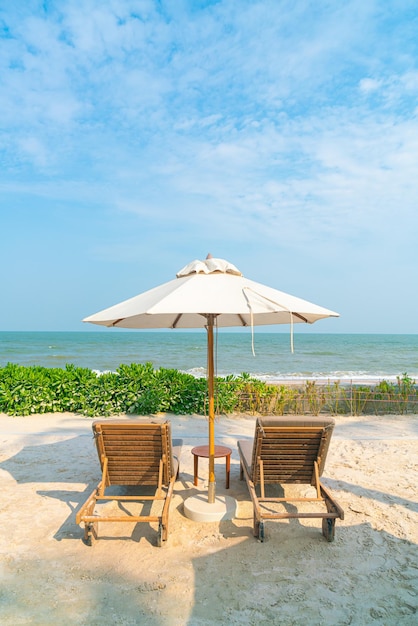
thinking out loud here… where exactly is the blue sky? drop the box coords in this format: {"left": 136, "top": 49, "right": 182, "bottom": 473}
{"left": 1, "top": 0, "right": 417, "bottom": 333}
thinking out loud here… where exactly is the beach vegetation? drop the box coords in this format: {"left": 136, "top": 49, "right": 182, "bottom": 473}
{"left": 217, "top": 373, "right": 279, "bottom": 414}
{"left": 323, "top": 381, "right": 345, "bottom": 415}
{"left": 0, "top": 363, "right": 417, "bottom": 417}
{"left": 303, "top": 381, "right": 328, "bottom": 415}
{"left": 396, "top": 373, "right": 417, "bottom": 414}
{"left": 349, "top": 385, "right": 372, "bottom": 416}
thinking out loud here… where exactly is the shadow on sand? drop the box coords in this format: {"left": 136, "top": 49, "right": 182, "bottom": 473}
{"left": 1, "top": 424, "right": 417, "bottom": 625}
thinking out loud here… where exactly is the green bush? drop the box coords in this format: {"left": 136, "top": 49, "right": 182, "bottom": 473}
{"left": 0, "top": 363, "right": 417, "bottom": 417}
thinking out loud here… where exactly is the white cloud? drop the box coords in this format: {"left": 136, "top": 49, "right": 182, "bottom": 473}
{"left": 1, "top": 0, "right": 418, "bottom": 331}
{"left": 18, "top": 137, "right": 50, "bottom": 168}
{"left": 359, "top": 78, "right": 381, "bottom": 93}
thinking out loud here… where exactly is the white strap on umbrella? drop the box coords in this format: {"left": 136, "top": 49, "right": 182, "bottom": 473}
{"left": 243, "top": 287, "right": 295, "bottom": 355}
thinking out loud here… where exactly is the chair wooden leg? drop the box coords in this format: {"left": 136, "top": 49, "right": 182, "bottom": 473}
{"left": 253, "top": 512, "right": 260, "bottom": 538}
{"left": 157, "top": 522, "right": 167, "bottom": 547}
{"left": 84, "top": 521, "right": 98, "bottom": 546}
{"left": 253, "top": 512, "right": 265, "bottom": 542}
{"left": 322, "top": 517, "right": 335, "bottom": 542}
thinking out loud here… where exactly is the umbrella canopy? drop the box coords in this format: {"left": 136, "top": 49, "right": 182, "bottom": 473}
{"left": 83, "top": 256, "right": 339, "bottom": 503}
{"left": 83, "top": 256, "right": 339, "bottom": 329}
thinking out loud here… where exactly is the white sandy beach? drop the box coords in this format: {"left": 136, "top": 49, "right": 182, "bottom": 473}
{"left": 0, "top": 411, "right": 417, "bottom": 625}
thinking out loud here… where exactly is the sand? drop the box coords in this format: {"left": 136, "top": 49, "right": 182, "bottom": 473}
{"left": 0, "top": 411, "right": 417, "bottom": 626}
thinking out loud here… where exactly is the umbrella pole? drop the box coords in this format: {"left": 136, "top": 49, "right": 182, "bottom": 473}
{"left": 207, "top": 315, "right": 216, "bottom": 504}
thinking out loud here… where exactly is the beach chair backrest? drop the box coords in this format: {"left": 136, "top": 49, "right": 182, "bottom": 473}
{"left": 92, "top": 420, "right": 174, "bottom": 486}
{"left": 251, "top": 416, "right": 335, "bottom": 487}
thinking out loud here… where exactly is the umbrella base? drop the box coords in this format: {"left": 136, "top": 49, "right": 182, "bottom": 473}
{"left": 183, "top": 494, "right": 237, "bottom": 522}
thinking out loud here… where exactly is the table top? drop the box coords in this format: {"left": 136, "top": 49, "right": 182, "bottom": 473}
{"left": 191, "top": 444, "right": 232, "bottom": 458}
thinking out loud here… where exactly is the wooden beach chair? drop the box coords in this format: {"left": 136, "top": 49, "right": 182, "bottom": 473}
{"left": 76, "top": 419, "right": 182, "bottom": 546}
{"left": 237, "top": 416, "right": 344, "bottom": 542}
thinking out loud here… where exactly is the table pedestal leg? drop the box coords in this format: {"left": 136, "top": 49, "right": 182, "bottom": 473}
{"left": 194, "top": 454, "right": 199, "bottom": 486}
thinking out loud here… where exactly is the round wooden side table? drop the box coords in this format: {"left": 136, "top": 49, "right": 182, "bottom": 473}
{"left": 191, "top": 445, "right": 232, "bottom": 489}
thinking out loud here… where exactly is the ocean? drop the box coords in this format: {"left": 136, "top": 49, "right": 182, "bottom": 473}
{"left": 1, "top": 331, "right": 417, "bottom": 385}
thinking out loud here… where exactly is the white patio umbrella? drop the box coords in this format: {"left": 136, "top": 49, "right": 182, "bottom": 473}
{"left": 83, "top": 255, "right": 339, "bottom": 507}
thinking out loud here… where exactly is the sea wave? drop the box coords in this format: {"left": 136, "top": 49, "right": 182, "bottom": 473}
{"left": 89, "top": 366, "right": 418, "bottom": 386}
{"left": 244, "top": 372, "right": 418, "bottom": 385}
{"left": 181, "top": 368, "right": 418, "bottom": 385}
